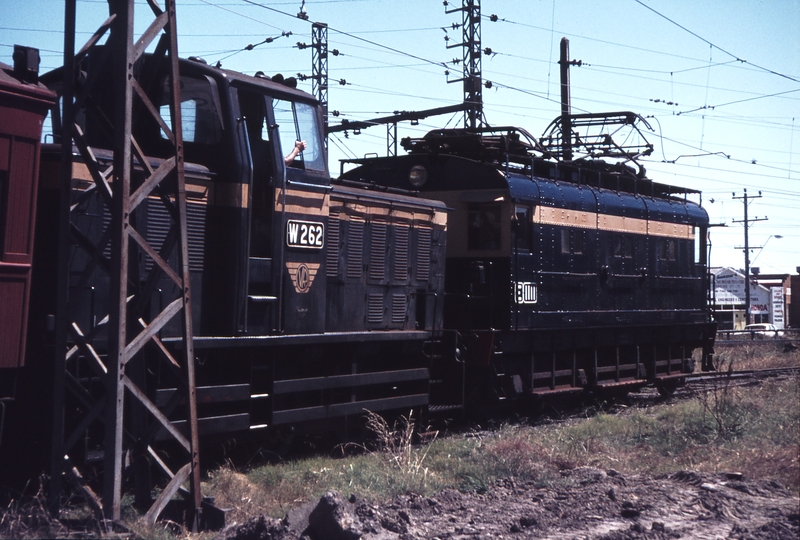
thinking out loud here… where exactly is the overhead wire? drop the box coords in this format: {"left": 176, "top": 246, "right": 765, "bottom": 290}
{"left": 632, "top": 0, "right": 800, "bottom": 84}
{"left": 235, "top": 0, "right": 450, "bottom": 70}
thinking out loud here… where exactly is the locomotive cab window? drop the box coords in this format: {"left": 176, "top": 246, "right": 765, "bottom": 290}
{"left": 272, "top": 99, "right": 325, "bottom": 173}
{"left": 468, "top": 203, "right": 502, "bottom": 251}
{"left": 159, "top": 75, "right": 222, "bottom": 145}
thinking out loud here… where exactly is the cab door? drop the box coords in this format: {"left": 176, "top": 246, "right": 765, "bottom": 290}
{"left": 269, "top": 97, "right": 329, "bottom": 335}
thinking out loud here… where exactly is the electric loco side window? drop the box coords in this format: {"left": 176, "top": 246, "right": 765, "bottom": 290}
{"left": 513, "top": 205, "right": 531, "bottom": 251}
{"left": 658, "top": 238, "right": 677, "bottom": 261}
{"left": 561, "top": 229, "right": 584, "bottom": 255}
{"left": 159, "top": 75, "right": 222, "bottom": 144}
{"left": 468, "top": 203, "right": 501, "bottom": 251}
{"left": 614, "top": 235, "right": 632, "bottom": 258}
{"left": 272, "top": 99, "right": 325, "bottom": 172}
{"left": 560, "top": 229, "right": 570, "bottom": 254}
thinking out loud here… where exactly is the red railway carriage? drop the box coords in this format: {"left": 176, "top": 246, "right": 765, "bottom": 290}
{"left": 0, "top": 48, "right": 55, "bottom": 382}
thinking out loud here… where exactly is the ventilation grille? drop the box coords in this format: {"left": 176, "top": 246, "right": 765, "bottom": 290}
{"left": 346, "top": 218, "right": 364, "bottom": 279}
{"left": 367, "top": 293, "right": 383, "bottom": 324}
{"left": 144, "top": 199, "right": 207, "bottom": 273}
{"left": 391, "top": 294, "right": 407, "bottom": 324}
{"left": 369, "top": 220, "right": 387, "bottom": 280}
{"left": 416, "top": 226, "right": 432, "bottom": 282}
{"left": 326, "top": 213, "right": 340, "bottom": 277}
{"left": 393, "top": 225, "right": 409, "bottom": 281}
{"left": 105, "top": 199, "right": 206, "bottom": 273}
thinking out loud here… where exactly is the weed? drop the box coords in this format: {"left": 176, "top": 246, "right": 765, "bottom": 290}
{"left": 363, "top": 409, "right": 437, "bottom": 482}
{"left": 694, "top": 354, "right": 746, "bottom": 440}
{"left": 0, "top": 479, "right": 69, "bottom": 539}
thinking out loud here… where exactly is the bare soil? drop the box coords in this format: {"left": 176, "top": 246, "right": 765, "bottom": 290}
{"left": 216, "top": 468, "right": 799, "bottom": 539}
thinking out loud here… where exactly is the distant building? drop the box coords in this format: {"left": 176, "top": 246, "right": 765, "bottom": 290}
{"left": 710, "top": 267, "right": 791, "bottom": 330}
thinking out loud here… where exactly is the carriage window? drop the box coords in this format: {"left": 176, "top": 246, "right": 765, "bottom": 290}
{"left": 468, "top": 203, "right": 501, "bottom": 250}
{"left": 159, "top": 75, "right": 222, "bottom": 144}
{"left": 272, "top": 99, "right": 325, "bottom": 172}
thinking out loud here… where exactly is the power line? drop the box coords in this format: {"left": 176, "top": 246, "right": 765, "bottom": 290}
{"left": 632, "top": 0, "right": 799, "bottom": 84}
{"left": 234, "top": 0, "right": 450, "bottom": 70}
{"left": 482, "top": 12, "right": 764, "bottom": 68}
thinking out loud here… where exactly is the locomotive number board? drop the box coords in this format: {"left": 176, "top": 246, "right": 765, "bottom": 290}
{"left": 286, "top": 220, "right": 325, "bottom": 249}
{"left": 514, "top": 281, "right": 538, "bottom": 304}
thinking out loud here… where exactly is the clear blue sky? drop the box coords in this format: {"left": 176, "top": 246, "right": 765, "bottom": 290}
{"left": 2, "top": 0, "right": 798, "bottom": 274}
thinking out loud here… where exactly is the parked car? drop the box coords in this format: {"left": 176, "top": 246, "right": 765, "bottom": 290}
{"left": 744, "top": 323, "right": 783, "bottom": 338}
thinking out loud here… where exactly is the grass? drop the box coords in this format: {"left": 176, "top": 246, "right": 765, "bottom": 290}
{"left": 205, "top": 372, "right": 797, "bottom": 520}
{"left": 712, "top": 340, "right": 800, "bottom": 370}
{"left": 203, "top": 343, "right": 799, "bottom": 523}
{"left": 2, "top": 342, "right": 796, "bottom": 537}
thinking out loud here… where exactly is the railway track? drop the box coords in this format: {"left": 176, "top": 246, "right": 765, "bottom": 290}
{"left": 681, "top": 366, "right": 800, "bottom": 392}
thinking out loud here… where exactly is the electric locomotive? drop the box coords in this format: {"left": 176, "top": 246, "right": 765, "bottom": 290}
{"left": 340, "top": 127, "right": 716, "bottom": 408}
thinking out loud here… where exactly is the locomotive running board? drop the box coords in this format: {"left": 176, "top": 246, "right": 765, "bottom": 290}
{"left": 176, "top": 330, "right": 433, "bottom": 349}
{"left": 154, "top": 384, "right": 251, "bottom": 440}
{"left": 273, "top": 368, "right": 429, "bottom": 394}
{"left": 272, "top": 394, "right": 429, "bottom": 425}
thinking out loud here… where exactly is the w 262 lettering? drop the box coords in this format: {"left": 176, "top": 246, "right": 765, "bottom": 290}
{"left": 286, "top": 220, "right": 325, "bottom": 249}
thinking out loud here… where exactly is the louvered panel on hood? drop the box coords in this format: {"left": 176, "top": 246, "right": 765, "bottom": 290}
{"left": 369, "top": 220, "right": 387, "bottom": 281}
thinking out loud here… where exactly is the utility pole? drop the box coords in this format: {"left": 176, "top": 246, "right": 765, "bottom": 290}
{"left": 732, "top": 189, "right": 768, "bottom": 326}
{"left": 559, "top": 37, "right": 573, "bottom": 162}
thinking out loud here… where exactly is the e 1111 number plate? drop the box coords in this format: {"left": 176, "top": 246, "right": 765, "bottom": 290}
{"left": 514, "top": 281, "right": 538, "bottom": 304}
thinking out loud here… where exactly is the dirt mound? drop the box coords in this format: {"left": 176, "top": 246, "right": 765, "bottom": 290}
{"left": 215, "top": 469, "right": 799, "bottom": 540}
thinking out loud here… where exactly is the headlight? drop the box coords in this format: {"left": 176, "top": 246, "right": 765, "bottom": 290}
{"left": 408, "top": 165, "right": 428, "bottom": 188}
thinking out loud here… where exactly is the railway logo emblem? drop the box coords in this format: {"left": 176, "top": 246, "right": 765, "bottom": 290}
{"left": 286, "top": 262, "right": 320, "bottom": 293}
